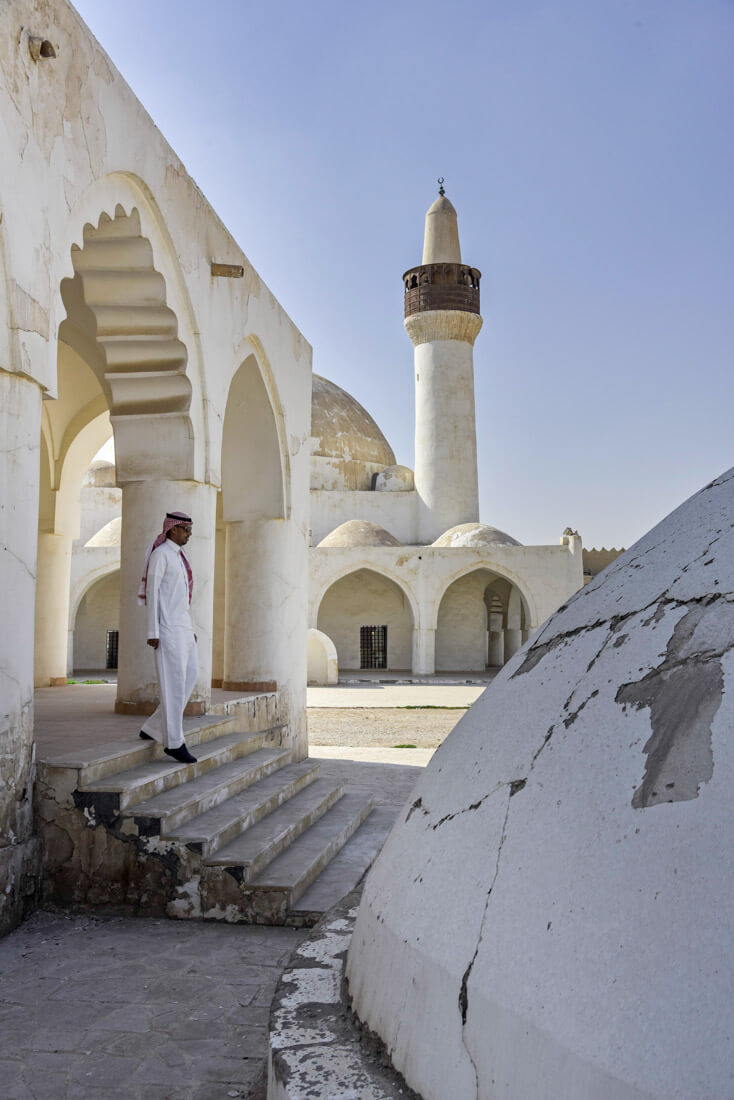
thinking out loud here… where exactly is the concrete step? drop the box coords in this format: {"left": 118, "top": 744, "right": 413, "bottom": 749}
{"left": 123, "top": 746, "right": 296, "bottom": 837}
{"left": 166, "top": 759, "right": 321, "bottom": 857}
{"left": 206, "top": 778, "right": 345, "bottom": 881}
{"left": 289, "top": 807, "right": 394, "bottom": 924}
{"left": 41, "top": 714, "right": 241, "bottom": 786}
{"left": 248, "top": 793, "right": 375, "bottom": 909}
{"left": 81, "top": 729, "right": 272, "bottom": 811}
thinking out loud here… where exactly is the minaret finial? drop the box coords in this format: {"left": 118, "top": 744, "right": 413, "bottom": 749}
{"left": 438, "top": 177, "right": 445, "bottom": 197}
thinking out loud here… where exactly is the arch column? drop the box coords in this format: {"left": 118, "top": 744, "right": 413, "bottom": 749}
{"left": 115, "top": 478, "right": 217, "bottom": 715}
{"left": 412, "top": 627, "right": 435, "bottom": 676}
{"left": 0, "top": 369, "right": 43, "bottom": 933}
{"left": 488, "top": 612, "right": 505, "bottom": 667}
{"left": 504, "top": 588, "right": 523, "bottom": 662}
{"left": 34, "top": 532, "right": 74, "bottom": 686}
{"left": 210, "top": 517, "right": 226, "bottom": 688}
{"left": 223, "top": 517, "right": 307, "bottom": 694}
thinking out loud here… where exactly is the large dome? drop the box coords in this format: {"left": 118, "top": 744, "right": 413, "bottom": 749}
{"left": 347, "top": 466, "right": 734, "bottom": 1100}
{"left": 311, "top": 375, "right": 395, "bottom": 491}
{"left": 311, "top": 375, "right": 394, "bottom": 466}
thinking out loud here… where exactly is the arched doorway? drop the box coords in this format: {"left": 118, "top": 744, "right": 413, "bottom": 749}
{"left": 317, "top": 568, "right": 414, "bottom": 672}
{"left": 51, "top": 204, "right": 213, "bottom": 713}
{"left": 35, "top": 339, "right": 112, "bottom": 686}
{"left": 217, "top": 351, "right": 291, "bottom": 692}
{"left": 436, "top": 568, "right": 530, "bottom": 671}
{"left": 73, "top": 570, "right": 121, "bottom": 673}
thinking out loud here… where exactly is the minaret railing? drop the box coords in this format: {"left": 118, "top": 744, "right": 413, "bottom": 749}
{"left": 402, "top": 262, "right": 481, "bottom": 318}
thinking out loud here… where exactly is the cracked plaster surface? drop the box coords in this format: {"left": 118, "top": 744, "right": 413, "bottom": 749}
{"left": 347, "top": 466, "right": 734, "bottom": 1100}
{"left": 268, "top": 891, "right": 420, "bottom": 1099}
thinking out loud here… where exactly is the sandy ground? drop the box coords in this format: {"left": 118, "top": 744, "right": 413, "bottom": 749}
{"left": 308, "top": 706, "right": 467, "bottom": 749}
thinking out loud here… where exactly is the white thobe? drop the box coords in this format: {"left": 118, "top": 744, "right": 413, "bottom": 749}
{"left": 140, "top": 539, "right": 198, "bottom": 750}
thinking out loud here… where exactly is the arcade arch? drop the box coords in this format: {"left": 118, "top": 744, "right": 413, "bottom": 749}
{"left": 316, "top": 568, "right": 415, "bottom": 672}
{"left": 216, "top": 352, "right": 292, "bottom": 692}
{"left": 72, "top": 569, "right": 121, "bottom": 673}
{"left": 435, "top": 567, "right": 532, "bottom": 671}
{"left": 35, "top": 200, "right": 217, "bottom": 712}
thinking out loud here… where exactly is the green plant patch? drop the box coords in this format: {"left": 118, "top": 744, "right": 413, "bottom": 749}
{"left": 398, "top": 705, "right": 468, "bottom": 710}
{"left": 393, "top": 743, "right": 417, "bottom": 749}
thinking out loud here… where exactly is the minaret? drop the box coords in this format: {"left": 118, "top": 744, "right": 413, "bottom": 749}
{"left": 403, "top": 186, "right": 482, "bottom": 543}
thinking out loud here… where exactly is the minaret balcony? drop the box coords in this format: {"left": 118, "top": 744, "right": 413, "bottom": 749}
{"left": 402, "top": 262, "right": 481, "bottom": 318}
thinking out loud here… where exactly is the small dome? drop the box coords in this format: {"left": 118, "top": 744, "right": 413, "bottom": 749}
{"left": 311, "top": 375, "right": 395, "bottom": 467}
{"left": 83, "top": 459, "right": 116, "bottom": 488}
{"left": 85, "top": 517, "right": 121, "bottom": 548}
{"left": 432, "top": 522, "right": 521, "bottom": 549}
{"left": 374, "top": 465, "right": 414, "bottom": 492}
{"left": 318, "top": 520, "right": 402, "bottom": 549}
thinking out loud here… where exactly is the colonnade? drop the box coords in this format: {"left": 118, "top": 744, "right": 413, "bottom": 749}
{"left": 36, "top": 482, "right": 303, "bottom": 716}
{"left": 314, "top": 572, "right": 536, "bottom": 678}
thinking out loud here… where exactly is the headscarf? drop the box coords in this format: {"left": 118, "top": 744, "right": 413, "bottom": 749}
{"left": 137, "top": 512, "right": 194, "bottom": 606}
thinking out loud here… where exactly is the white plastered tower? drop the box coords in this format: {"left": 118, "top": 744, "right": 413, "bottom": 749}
{"left": 404, "top": 190, "right": 483, "bottom": 543}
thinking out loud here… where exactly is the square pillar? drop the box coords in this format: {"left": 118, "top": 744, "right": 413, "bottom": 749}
{"left": 34, "top": 532, "right": 73, "bottom": 686}
{"left": 412, "top": 627, "right": 436, "bottom": 676}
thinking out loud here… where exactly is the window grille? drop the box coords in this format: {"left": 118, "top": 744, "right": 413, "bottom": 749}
{"left": 360, "top": 625, "right": 387, "bottom": 669}
{"left": 106, "top": 629, "right": 119, "bottom": 669}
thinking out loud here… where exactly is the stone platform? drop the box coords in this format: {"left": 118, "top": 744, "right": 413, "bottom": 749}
{"left": 33, "top": 685, "right": 425, "bottom": 928}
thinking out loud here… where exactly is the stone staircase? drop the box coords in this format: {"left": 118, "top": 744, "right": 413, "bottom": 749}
{"left": 35, "top": 693, "right": 377, "bottom": 926}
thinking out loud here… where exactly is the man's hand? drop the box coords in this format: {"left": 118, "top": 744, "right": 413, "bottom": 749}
{"left": 147, "top": 638, "right": 159, "bottom": 650}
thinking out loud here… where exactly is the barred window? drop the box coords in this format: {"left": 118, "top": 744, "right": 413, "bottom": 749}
{"left": 360, "top": 625, "right": 387, "bottom": 669}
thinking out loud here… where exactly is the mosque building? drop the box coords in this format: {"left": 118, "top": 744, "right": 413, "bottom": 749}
{"left": 306, "top": 189, "right": 584, "bottom": 679}
{"left": 70, "top": 191, "right": 585, "bottom": 687}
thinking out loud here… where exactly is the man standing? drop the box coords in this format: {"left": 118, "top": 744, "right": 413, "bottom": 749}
{"left": 137, "top": 512, "right": 199, "bottom": 763}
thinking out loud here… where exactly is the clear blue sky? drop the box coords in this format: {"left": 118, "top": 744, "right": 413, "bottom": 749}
{"left": 75, "top": 0, "right": 734, "bottom": 549}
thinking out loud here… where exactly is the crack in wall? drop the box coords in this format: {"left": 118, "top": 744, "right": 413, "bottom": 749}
{"left": 457, "top": 787, "right": 513, "bottom": 1099}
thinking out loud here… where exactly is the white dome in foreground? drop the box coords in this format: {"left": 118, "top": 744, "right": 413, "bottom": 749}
{"left": 433, "top": 521, "right": 521, "bottom": 548}
{"left": 347, "top": 467, "right": 734, "bottom": 1100}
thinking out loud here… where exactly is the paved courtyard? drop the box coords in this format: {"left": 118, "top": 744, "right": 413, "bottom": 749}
{"left": 5, "top": 681, "right": 475, "bottom": 1097}
{"left": 0, "top": 910, "right": 301, "bottom": 1099}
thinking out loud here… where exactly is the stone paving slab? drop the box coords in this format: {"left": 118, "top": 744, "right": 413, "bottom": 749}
{"left": 34, "top": 685, "right": 258, "bottom": 758}
{"left": 2, "top": 747, "right": 428, "bottom": 1098}
{"left": 0, "top": 910, "right": 303, "bottom": 1099}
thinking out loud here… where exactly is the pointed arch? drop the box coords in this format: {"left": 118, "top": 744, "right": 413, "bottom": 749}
{"left": 316, "top": 565, "right": 417, "bottom": 672}
{"left": 312, "top": 560, "right": 421, "bottom": 630}
{"left": 431, "top": 561, "right": 537, "bottom": 631}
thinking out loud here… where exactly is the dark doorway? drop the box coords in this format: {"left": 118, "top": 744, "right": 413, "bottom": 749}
{"left": 105, "top": 629, "right": 119, "bottom": 669}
